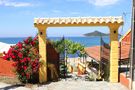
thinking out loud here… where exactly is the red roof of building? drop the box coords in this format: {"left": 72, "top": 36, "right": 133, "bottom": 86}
{"left": 85, "top": 44, "right": 130, "bottom": 62}
{"left": 85, "top": 46, "right": 100, "bottom": 61}
{"left": 85, "top": 29, "right": 131, "bottom": 62}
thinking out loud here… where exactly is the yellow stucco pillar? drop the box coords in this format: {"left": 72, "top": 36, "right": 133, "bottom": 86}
{"left": 109, "top": 24, "right": 120, "bottom": 83}
{"left": 36, "top": 25, "right": 47, "bottom": 83}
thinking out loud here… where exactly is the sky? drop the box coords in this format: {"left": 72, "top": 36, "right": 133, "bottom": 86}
{"left": 0, "top": 0, "right": 132, "bottom": 37}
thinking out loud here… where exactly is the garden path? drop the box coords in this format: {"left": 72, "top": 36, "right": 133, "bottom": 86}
{"left": 0, "top": 74, "right": 128, "bottom": 90}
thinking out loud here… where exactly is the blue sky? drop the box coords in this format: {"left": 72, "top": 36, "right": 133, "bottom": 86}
{"left": 0, "top": 0, "right": 132, "bottom": 37}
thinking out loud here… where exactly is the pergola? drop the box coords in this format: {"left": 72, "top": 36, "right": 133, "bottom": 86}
{"left": 34, "top": 16, "right": 123, "bottom": 83}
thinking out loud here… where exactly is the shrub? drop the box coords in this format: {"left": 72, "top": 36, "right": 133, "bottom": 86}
{"left": 3, "top": 36, "right": 39, "bottom": 83}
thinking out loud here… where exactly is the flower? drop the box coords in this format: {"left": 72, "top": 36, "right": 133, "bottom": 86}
{"left": 23, "top": 66, "right": 27, "bottom": 70}
{"left": 12, "top": 63, "right": 17, "bottom": 67}
{"left": 27, "top": 57, "right": 30, "bottom": 62}
{"left": 31, "top": 41, "right": 35, "bottom": 46}
{"left": 11, "top": 55, "right": 15, "bottom": 59}
{"left": 33, "top": 36, "right": 38, "bottom": 41}
{"left": 2, "top": 36, "right": 39, "bottom": 83}
{"left": 20, "top": 59, "right": 24, "bottom": 63}
{"left": 3, "top": 55, "right": 9, "bottom": 60}
{"left": 18, "top": 52, "right": 23, "bottom": 58}
{"left": 24, "top": 39, "right": 29, "bottom": 44}
{"left": 17, "top": 42, "right": 23, "bottom": 49}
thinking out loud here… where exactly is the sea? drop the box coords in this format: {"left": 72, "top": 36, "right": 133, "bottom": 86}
{"left": 0, "top": 36, "right": 110, "bottom": 47}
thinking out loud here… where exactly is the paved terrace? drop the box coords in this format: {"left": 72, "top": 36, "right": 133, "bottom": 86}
{"left": 0, "top": 80, "right": 128, "bottom": 90}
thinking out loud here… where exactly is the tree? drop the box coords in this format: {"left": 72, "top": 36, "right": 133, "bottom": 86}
{"left": 52, "top": 39, "right": 85, "bottom": 58}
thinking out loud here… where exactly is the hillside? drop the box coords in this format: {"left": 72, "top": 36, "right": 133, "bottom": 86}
{"left": 84, "top": 31, "right": 121, "bottom": 36}
{"left": 84, "top": 31, "right": 108, "bottom": 36}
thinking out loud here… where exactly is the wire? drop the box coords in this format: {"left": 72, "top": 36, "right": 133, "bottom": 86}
{"left": 119, "top": 12, "right": 126, "bottom": 36}
{"left": 119, "top": 12, "right": 132, "bottom": 36}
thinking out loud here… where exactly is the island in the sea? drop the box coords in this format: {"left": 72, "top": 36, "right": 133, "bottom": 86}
{"left": 84, "top": 31, "right": 121, "bottom": 36}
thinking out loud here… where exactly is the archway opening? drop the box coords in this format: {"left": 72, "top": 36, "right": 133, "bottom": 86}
{"left": 34, "top": 16, "right": 123, "bottom": 83}
{"left": 47, "top": 27, "right": 110, "bottom": 81}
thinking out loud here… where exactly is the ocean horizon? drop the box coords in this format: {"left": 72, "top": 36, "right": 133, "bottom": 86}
{"left": 0, "top": 36, "right": 111, "bottom": 47}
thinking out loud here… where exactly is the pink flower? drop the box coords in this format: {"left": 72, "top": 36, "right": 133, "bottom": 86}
{"left": 23, "top": 66, "right": 27, "bottom": 70}
{"left": 17, "top": 42, "right": 22, "bottom": 49}
{"left": 24, "top": 39, "right": 29, "bottom": 44}
{"left": 11, "top": 55, "right": 15, "bottom": 59}
{"left": 3, "top": 55, "right": 8, "bottom": 60}
{"left": 13, "top": 50, "right": 18, "bottom": 53}
{"left": 18, "top": 52, "right": 23, "bottom": 58}
{"left": 31, "top": 41, "right": 35, "bottom": 46}
{"left": 33, "top": 36, "right": 38, "bottom": 41}
{"left": 24, "top": 37, "right": 32, "bottom": 44}
{"left": 8, "top": 48, "right": 13, "bottom": 53}
{"left": 24, "top": 58, "right": 27, "bottom": 62}
{"left": 20, "top": 59, "right": 25, "bottom": 63}
{"left": 27, "top": 57, "right": 30, "bottom": 61}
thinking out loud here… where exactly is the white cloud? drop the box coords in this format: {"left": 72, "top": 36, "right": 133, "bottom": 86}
{"left": 66, "top": 0, "right": 119, "bottom": 6}
{"left": 0, "top": 0, "right": 32, "bottom": 7}
{"left": 66, "top": 0, "right": 85, "bottom": 1}
{"left": 89, "top": 0, "right": 119, "bottom": 6}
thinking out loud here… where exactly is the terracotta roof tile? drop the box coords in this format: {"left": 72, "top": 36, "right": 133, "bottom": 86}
{"left": 85, "top": 44, "right": 130, "bottom": 62}
{"left": 85, "top": 46, "right": 100, "bottom": 61}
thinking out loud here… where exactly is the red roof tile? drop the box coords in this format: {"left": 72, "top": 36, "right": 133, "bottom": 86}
{"left": 85, "top": 44, "right": 130, "bottom": 62}
{"left": 85, "top": 46, "right": 100, "bottom": 61}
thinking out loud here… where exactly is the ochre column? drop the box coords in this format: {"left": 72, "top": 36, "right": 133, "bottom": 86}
{"left": 109, "top": 24, "right": 120, "bottom": 83}
{"left": 36, "top": 25, "right": 47, "bottom": 83}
